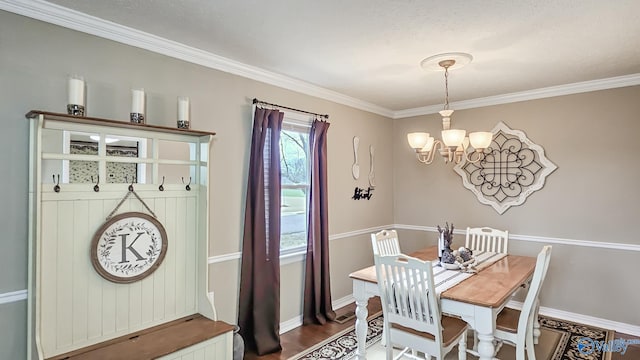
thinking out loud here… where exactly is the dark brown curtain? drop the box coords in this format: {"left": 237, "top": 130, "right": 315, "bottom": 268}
{"left": 303, "top": 119, "right": 336, "bottom": 325}
{"left": 238, "top": 108, "right": 283, "bottom": 355}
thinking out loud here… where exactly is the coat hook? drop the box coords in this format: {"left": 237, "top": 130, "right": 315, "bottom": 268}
{"left": 128, "top": 176, "right": 135, "bottom": 192}
{"left": 182, "top": 176, "right": 191, "bottom": 191}
{"left": 92, "top": 175, "right": 100, "bottom": 192}
{"left": 53, "top": 174, "right": 60, "bottom": 193}
{"left": 159, "top": 176, "right": 165, "bottom": 192}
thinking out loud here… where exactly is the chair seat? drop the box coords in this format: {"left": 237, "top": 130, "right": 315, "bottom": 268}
{"left": 391, "top": 315, "right": 468, "bottom": 347}
{"left": 496, "top": 307, "right": 521, "bottom": 333}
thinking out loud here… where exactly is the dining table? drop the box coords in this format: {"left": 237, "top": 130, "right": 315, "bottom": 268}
{"left": 349, "top": 246, "right": 536, "bottom": 360}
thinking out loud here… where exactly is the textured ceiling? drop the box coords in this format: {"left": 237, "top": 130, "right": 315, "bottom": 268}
{"left": 43, "top": 0, "right": 640, "bottom": 111}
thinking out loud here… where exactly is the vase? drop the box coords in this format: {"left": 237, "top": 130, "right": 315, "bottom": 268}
{"left": 233, "top": 325, "right": 245, "bottom": 360}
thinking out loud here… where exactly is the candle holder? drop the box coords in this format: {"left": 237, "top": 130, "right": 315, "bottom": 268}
{"left": 130, "top": 113, "right": 145, "bottom": 124}
{"left": 177, "top": 120, "right": 190, "bottom": 129}
{"left": 67, "top": 104, "right": 85, "bottom": 116}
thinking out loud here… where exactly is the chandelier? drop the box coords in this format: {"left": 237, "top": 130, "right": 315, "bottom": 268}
{"left": 407, "top": 53, "right": 492, "bottom": 164}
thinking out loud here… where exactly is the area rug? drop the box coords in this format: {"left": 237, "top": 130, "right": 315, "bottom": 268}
{"left": 288, "top": 313, "right": 614, "bottom": 360}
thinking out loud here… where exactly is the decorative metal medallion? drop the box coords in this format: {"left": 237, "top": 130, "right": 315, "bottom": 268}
{"left": 454, "top": 122, "right": 557, "bottom": 214}
{"left": 91, "top": 212, "right": 167, "bottom": 283}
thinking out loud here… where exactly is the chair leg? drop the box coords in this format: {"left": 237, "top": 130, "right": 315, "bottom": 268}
{"left": 385, "top": 325, "right": 393, "bottom": 360}
{"left": 526, "top": 327, "right": 536, "bottom": 360}
{"left": 458, "top": 330, "right": 468, "bottom": 360}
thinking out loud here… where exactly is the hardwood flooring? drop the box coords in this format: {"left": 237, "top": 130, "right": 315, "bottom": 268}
{"left": 243, "top": 297, "right": 382, "bottom": 360}
{"left": 244, "top": 297, "right": 639, "bottom": 360}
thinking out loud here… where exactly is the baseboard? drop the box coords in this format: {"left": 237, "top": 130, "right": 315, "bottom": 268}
{"left": 332, "top": 294, "right": 356, "bottom": 311}
{"left": 506, "top": 300, "right": 640, "bottom": 337}
{"left": 280, "top": 315, "right": 303, "bottom": 334}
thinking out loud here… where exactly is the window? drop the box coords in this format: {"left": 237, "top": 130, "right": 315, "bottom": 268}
{"left": 280, "top": 117, "right": 311, "bottom": 255}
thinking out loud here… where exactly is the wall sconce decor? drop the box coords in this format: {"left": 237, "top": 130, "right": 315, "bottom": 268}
{"left": 453, "top": 122, "right": 557, "bottom": 214}
{"left": 407, "top": 53, "right": 493, "bottom": 165}
{"left": 67, "top": 75, "right": 85, "bottom": 116}
{"left": 130, "top": 88, "right": 146, "bottom": 124}
{"left": 177, "top": 96, "right": 190, "bottom": 129}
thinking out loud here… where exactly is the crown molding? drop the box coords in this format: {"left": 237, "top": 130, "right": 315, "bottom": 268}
{"left": 0, "top": 0, "right": 393, "bottom": 118}
{"left": 393, "top": 73, "right": 640, "bottom": 119}
{"left": 2, "top": 0, "right": 638, "bottom": 121}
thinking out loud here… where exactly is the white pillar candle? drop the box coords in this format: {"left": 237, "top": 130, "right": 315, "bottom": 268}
{"left": 178, "top": 96, "right": 190, "bottom": 121}
{"left": 67, "top": 76, "right": 85, "bottom": 105}
{"left": 131, "top": 89, "right": 145, "bottom": 114}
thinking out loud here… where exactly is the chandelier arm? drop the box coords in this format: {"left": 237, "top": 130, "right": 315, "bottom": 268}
{"left": 464, "top": 149, "right": 485, "bottom": 163}
{"left": 415, "top": 140, "right": 444, "bottom": 164}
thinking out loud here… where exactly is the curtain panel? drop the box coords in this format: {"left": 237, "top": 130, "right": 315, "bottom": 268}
{"left": 238, "top": 108, "right": 284, "bottom": 355}
{"left": 303, "top": 119, "right": 336, "bottom": 325}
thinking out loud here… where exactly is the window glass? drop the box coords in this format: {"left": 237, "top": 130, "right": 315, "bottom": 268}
{"left": 280, "top": 124, "right": 310, "bottom": 254}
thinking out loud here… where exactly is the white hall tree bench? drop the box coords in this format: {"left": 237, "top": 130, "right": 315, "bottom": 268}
{"left": 26, "top": 111, "right": 233, "bottom": 359}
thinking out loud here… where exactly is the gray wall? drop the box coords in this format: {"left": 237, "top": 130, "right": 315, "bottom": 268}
{"left": 393, "top": 87, "right": 640, "bottom": 325}
{"left": 0, "top": 10, "right": 394, "bottom": 359}
{"left": 1, "top": 8, "right": 639, "bottom": 360}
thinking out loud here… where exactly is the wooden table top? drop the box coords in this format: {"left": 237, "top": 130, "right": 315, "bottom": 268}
{"left": 349, "top": 246, "right": 536, "bottom": 308}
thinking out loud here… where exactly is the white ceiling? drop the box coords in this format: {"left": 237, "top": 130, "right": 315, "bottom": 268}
{"left": 15, "top": 0, "right": 640, "bottom": 114}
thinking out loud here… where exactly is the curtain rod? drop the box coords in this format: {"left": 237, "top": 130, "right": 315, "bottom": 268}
{"left": 252, "top": 98, "right": 329, "bottom": 119}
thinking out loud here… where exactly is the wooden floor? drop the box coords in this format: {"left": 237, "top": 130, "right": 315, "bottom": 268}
{"left": 244, "top": 297, "right": 639, "bottom": 360}
{"left": 244, "top": 297, "right": 382, "bottom": 360}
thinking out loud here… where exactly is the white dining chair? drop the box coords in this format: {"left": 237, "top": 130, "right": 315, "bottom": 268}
{"left": 371, "top": 229, "right": 401, "bottom": 256}
{"left": 465, "top": 226, "right": 509, "bottom": 254}
{"left": 374, "top": 253, "right": 468, "bottom": 360}
{"left": 493, "top": 245, "right": 552, "bottom": 360}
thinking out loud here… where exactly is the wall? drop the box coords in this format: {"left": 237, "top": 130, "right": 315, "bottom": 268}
{"left": 0, "top": 10, "right": 394, "bottom": 359}
{"left": 393, "top": 87, "right": 640, "bottom": 325}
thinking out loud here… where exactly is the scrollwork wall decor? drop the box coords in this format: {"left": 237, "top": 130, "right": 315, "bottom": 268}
{"left": 454, "top": 122, "right": 557, "bottom": 214}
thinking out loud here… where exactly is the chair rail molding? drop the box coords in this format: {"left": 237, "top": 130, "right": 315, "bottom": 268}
{"left": 394, "top": 224, "right": 640, "bottom": 252}
{"left": 0, "top": 289, "right": 27, "bottom": 305}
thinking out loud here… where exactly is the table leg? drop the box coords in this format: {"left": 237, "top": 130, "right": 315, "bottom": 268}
{"left": 353, "top": 280, "right": 371, "bottom": 360}
{"left": 476, "top": 332, "right": 496, "bottom": 360}
{"left": 474, "top": 309, "right": 496, "bottom": 360}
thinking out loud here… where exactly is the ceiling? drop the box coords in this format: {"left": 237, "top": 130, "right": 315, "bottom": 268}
{"left": 14, "top": 0, "right": 640, "bottom": 115}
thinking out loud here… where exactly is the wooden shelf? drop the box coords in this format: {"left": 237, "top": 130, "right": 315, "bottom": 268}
{"left": 26, "top": 110, "right": 216, "bottom": 137}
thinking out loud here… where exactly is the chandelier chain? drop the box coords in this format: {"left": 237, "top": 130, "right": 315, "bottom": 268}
{"left": 444, "top": 66, "right": 450, "bottom": 110}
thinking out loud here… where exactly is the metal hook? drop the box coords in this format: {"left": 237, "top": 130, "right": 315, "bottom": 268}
{"left": 127, "top": 176, "right": 135, "bottom": 192}
{"left": 53, "top": 174, "right": 60, "bottom": 193}
{"left": 92, "top": 175, "right": 100, "bottom": 192}
{"left": 159, "top": 176, "right": 165, "bottom": 192}
{"left": 182, "top": 176, "right": 191, "bottom": 191}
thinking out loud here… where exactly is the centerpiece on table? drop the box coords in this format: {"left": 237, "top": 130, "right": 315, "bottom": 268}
{"left": 437, "top": 222, "right": 477, "bottom": 271}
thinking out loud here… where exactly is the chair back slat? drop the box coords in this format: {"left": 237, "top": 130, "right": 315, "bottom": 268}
{"left": 466, "top": 227, "right": 509, "bottom": 254}
{"left": 371, "top": 229, "right": 401, "bottom": 256}
{"left": 374, "top": 254, "right": 441, "bottom": 340}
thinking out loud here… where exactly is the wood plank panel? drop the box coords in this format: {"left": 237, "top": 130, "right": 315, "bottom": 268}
{"left": 72, "top": 200, "right": 90, "bottom": 344}
{"left": 56, "top": 200, "right": 75, "bottom": 349}
{"left": 40, "top": 201, "right": 59, "bottom": 354}
{"left": 87, "top": 199, "right": 105, "bottom": 341}
{"left": 184, "top": 197, "right": 197, "bottom": 312}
